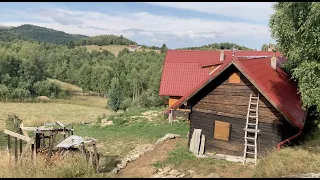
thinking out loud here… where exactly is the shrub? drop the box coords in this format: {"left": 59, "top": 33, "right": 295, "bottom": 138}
{"left": 0, "top": 84, "right": 9, "bottom": 101}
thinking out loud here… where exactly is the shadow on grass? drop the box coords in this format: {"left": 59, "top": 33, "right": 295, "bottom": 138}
{"left": 98, "top": 154, "right": 121, "bottom": 173}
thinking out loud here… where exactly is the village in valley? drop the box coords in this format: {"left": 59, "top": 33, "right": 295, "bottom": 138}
{"left": 0, "top": 2, "right": 320, "bottom": 178}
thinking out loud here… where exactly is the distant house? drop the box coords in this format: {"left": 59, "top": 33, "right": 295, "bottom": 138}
{"left": 159, "top": 50, "right": 307, "bottom": 162}
{"left": 128, "top": 44, "right": 142, "bottom": 52}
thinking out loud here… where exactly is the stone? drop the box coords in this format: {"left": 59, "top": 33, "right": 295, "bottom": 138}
{"left": 177, "top": 173, "right": 186, "bottom": 178}
{"left": 283, "top": 173, "right": 320, "bottom": 178}
{"left": 153, "top": 174, "right": 162, "bottom": 178}
{"left": 101, "top": 120, "right": 114, "bottom": 127}
{"left": 133, "top": 154, "right": 140, "bottom": 159}
{"left": 188, "top": 170, "right": 195, "bottom": 174}
{"left": 163, "top": 167, "right": 171, "bottom": 173}
{"left": 111, "top": 167, "right": 120, "bottom": 174}
{"left": 146, "top": 147, "right": 154, "bottom": 152}
{"left": 169, "top": 170, "right": 180, "bottom": 175}
{"left": 158, "top": 168, "right": 163, "bottom": 172}
{"left": 36, "top": 96, "right": 51, "bottom": 102}
{"left": 117, "top": 164, "right": 124, "bottom": 169}
{"left": 206, "top": 173, "right": 220, "bottom": 178}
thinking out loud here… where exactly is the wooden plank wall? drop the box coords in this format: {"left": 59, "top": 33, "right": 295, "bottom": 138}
{"left": 188, "top": 66, "right": 298, "bottom": 156}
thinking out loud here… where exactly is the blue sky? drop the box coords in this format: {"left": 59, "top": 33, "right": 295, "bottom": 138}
{"left": 0, "top": 2, "right": 276, "bottom": 49}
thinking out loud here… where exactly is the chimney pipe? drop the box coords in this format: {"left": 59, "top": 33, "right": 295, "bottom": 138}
{"left": 220, "top": 50, "right": 224, "bottom": 61}
{"left": 271, "top": 49, "right": 277, "bottom": 70}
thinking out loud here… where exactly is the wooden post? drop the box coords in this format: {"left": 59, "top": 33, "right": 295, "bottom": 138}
{"left": 71, "top": 123, "right": 74, "bottom": 135}
{"left": 63, "top": 127, "right": 66, "bottom": 139}
{"left": 7, "top": 135, "right": 11, "bottom": 154}
{"left": 35, "top": 133, "right": 40, "bottom": 152}
{"left": 31, "top": 144, "right": 34, "bottom": 162}
{"left": 14, "top": 137, "right": 18, "bottom": 163}
{"left": 19, "top": 129, "right": 23, "bottom": 156}
{"left": 81, "top": 143, "right": 89, "bottom": 164}
{"left": 92, "top": 143, "right": 98, "bottom": 172}
{"left": 46, "top": 132, "right": 57, "bottom": 161}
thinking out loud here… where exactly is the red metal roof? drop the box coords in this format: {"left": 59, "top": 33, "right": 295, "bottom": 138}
{"left": 169, "top": 57, "right": 305, "bottom": 129}
{"left": 159, "top": 50, "right": 283, "bottom": 96}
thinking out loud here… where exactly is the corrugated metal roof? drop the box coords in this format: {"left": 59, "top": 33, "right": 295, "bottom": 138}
{"left": 159, "top": 50, "right": 284, "bottom": 96}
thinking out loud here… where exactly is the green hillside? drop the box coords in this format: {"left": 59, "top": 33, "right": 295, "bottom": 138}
{"left": 75, "top": 34, "right": 137, "bottom": 46}
{"left": 177, "top": 42, "right": 252, "bottom": 50}
{"left": 9, "top": 24, "right": 88, "bottom": 45}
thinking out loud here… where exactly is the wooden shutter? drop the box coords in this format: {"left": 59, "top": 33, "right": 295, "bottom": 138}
{"left": 229, "top": 72, "right": 240, "bottom": 83}
{"left": 214, "top": 121, "right": 230, "bottom": 141}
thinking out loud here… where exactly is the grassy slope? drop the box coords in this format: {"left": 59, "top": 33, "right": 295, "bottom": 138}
{"left": 84, "top": 45, "right": 161, "bottom": 57}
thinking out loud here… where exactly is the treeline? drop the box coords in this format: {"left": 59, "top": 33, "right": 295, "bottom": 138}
{"left": 0, "top": 40, "right": 165, "bottom": 110}
{"left": 7, "top": 24, "right": 88, "bottom": 45}
{"left": 177, "top": 42, "right": 252, "bottom": 50}
{"left": 0, "top": 29, "right": 30, "bottom": 42}
{"left": 75, "top": 35, "right": 137, "bottom": 46}
{"left": 0, "top": 41, "right": 65, "bottom": 101}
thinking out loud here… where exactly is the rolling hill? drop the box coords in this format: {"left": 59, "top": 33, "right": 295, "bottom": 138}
{"left": 8, "top": 24, "right": 88, "bottom": 45}
{"left": 177, "top": 42, "right": 252, "bottom": 50}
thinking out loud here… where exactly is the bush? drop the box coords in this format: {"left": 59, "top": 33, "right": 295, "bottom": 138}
{"left": 120, "top": 97, "right": 132, "bottom": 110}
{"left": 9, "top": 87, "right": 31, "bottom": 101}
{"left": 33, "top": 80, "right": 62, "bottom": 98}
{"left": 0, "top": 84, "right": 9, "bottom": 101}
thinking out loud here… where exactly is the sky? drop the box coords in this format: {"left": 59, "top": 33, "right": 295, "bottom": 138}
{"left": 0, "top": 2, "right": 277, "bottom": 49}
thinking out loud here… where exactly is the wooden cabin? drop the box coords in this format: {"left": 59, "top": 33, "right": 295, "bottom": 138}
{"left": 159, "top": 50, "right": 306, "bottom": 159}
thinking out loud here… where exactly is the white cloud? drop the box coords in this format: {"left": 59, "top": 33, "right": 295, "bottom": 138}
{"left": 0, "top": 7, "right": 272, "bottom": 49}
{"left": 144, "top": 2, "right": 275, "bottom": 22}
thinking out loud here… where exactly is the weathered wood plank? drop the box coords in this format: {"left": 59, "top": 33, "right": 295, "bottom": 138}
{"left": 4, "top": 129, "right": 33, "bottom": 143}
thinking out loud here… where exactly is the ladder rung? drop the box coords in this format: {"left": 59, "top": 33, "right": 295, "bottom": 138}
{"left": 245, "top": 151, "right": 256, "bottom": 155}
{"left": 244, "top": 128, "right": 260, "bottom": 132}
{"left": 245, "top": 137, "right": 256, "bottom": 140}
{"left": 244, "top": 144, "right": 256, "bottom": 147}
{"left": 249, "top": 109, "right": 257, "bottom": 111}
{"left": 246, "top": 123, "right": 257, "bottom": 126}
{"left": 247, "top": 115, "right": 258, "bottom": 118}
{"left": 250, "top": 102, "right": 258, "bottom": 105}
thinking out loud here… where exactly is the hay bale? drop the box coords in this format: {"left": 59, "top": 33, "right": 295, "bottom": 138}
{"left": 36, "top": 96, "right": 51, "bottom": 103}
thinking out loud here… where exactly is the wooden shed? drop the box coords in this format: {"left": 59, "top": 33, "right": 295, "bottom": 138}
{"left": 170, "top": 56, "right": 307, "bottom": 161}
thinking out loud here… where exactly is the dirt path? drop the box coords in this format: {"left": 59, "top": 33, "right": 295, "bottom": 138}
{"left": 118, "top": 138, "right": 183, "bottom": 178}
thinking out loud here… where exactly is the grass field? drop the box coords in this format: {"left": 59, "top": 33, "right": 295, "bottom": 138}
{"left": 84, "top": 45, "right": 161, "bottom": 57}
{"left": 0, "top": 102, "right": 112, "bottom": 129}
{"left": 48, "top": 78, "right": 83, "bottom": 94}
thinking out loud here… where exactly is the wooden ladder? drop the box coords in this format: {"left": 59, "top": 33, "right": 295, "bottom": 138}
{"left": 243, "top": 94, "right": 260, "bottom": 165}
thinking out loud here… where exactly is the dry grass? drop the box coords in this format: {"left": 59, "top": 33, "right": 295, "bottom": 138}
{"left": 0, "top": 102, "right": 113, "bottom": 130}
{"left": 84, "top": 45, "right": 160, "bottom": 57}
{"left": 48, "top": 78, "right": 83, "bottom": 94}
{"left": 254, "top": 148, "right": 320, "bottom": 178}
{"left": 0, "top": 151, "right": 105, "bottom": 178}
{"left": 53, "top": 95, "right": 108, "bottom": 109}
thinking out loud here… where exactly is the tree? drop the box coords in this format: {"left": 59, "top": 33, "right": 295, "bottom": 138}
{"left": 108, "top": 77, "right": 123, "bottom": 111}
{"left": 261, "top": 44, "right": 269, "bottom": 51}
{"left": 269, "top": 2, "right": 320, "bottom": 112}
{"left": 68, "top": 40, "right": 75, "bottom": 49}
{"left": 160, "top": 43, "right": 168, "bottom": 54}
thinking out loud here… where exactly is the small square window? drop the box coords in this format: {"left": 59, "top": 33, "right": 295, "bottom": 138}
{"left": 214, "top": 121, "right": 230, "bottom": 141}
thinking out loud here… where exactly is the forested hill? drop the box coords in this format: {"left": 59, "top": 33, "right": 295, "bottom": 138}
{"left": 0, "top": 29, "right": 31, "bottom": 42}
{"left": 177, "top": 42, "right": 252, "bottom": 50}
{"left": 75, "top": 34, "right": 137, "bottom": 46}
{"left": 8, "top": 24, "right": 88, "bottom": 45}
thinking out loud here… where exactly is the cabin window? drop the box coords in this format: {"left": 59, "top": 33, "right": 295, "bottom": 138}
{"left": 229, "top": 72, "right": 240, "bottom": 83}
{"left": 214, "top": 121, "right": 230, "bottom": 141}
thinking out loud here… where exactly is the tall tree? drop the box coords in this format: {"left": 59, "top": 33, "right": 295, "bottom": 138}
{"left": 269, "top": 2, "right": 320, "bottom": 111}
{"left": 160, "top": 43, "right": 168, "bottom": 54}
